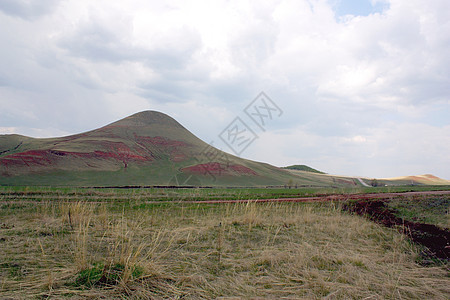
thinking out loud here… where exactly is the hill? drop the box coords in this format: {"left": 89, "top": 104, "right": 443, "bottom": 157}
{"left": 379, "top": 174, "right": 450, "bottom": 186}
{"left": 282, "top": 165, "right": 325, "bottom": 174}
{"left": 0, "top": 111, "right": 348, "bottom": 187}
{"left": 1, "top": 111, "right": 448, "bottom": 187}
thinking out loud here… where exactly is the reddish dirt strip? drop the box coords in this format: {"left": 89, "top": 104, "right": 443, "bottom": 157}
{"left": 343, "top": 200, "right": 450, "bottom": 261}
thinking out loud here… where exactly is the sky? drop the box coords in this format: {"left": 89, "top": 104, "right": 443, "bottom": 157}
{"left": 0, "top": 0, "right": 449, "bottom": 179}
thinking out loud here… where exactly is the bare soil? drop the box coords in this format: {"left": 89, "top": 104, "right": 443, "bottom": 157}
{"left": 343, "top": 199, "right": 450, "bottom": 262}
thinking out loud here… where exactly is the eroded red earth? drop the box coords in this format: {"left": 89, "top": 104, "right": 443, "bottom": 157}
{"left": 0, "top": 134, "right": 194, "bottom": 172}
{"left": 0, "top": 143, "right": 151, "bottom": 171}
{"left": 134, "top": 135, "right": 190, "bottom": 162}
{"left": 181, "top": 162, "right": 257, "bottom": 176}
{"left": 0, "top": 150, "right": 54, "bottom": 168}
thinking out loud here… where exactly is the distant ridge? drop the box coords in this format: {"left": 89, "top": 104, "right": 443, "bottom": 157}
{"left": 380, "top": 174, "right": 450, "bottom": 186}
{"left": 282, "top": 165, "right": 325, "bottom": 174}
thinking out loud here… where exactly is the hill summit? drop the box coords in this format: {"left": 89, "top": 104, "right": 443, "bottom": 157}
{"left": 107, "top": 111, "right": 186, "bottom": 128}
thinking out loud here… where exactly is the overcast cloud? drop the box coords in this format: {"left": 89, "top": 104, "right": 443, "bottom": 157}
{"left": 0, "top": 0, "right": 449, "bottom": 179}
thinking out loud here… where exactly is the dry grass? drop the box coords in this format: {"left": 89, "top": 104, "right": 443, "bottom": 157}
{"left": 0, "top": 199, "right": 449, "bottom": 299}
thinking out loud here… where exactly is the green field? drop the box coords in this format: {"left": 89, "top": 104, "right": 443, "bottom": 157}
{"left": 0, "top": 186, "right": 449, "bottom": 299}
{"left": 0, "top": 185, "right": 449, "bottom": 202}
{"left": 386, "top": 195, "right": 449, "bottom": 229}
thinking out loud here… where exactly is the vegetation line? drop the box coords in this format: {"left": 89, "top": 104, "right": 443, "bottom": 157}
{"left": 140, "top": 190, "right": 450, "bottom": 204}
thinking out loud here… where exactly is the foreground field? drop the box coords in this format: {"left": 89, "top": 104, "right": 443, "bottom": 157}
{"left": 1, "top": 188, "right": 449, "bottom": 299}
{"left": 0, "top": 188, "right": 450, "bottom": 299}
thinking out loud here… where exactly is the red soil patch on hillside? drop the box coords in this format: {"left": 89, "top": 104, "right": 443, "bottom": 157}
{"left": 0, "top": 142, "right": 152, "bottom": 170}
{"left": 182, "top": 163, "right": 257, "bottom": 176}
{"left": 135, "top": 135, "right": 189, "bottom": 162}
{"left": 0, "top": 150, "right": 53, "bottom": 167}
{"left": 230, "top": 164, "right": 258, "bottom": 175}
{"left": 72, "top": 150, "right": 148, "bottom": 162}
{"left": 91, "top": 141, "right": 151, "bottom": 162}
{"left": 182, "top": 163, "right": 225, "bottom": 175}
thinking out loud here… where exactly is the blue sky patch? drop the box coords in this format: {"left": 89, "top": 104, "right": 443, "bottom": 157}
{"left": 332, "top": 0, "right": 389, "bottom": 17}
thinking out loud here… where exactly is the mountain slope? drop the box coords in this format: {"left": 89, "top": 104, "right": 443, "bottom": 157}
{"left": 2, "top": 111, "right": 447, "bottom": 187}
{"left": 0, "top": 111, "right": 328, "bottom": 187}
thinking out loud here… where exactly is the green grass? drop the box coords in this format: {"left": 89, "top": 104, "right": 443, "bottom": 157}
{"left": 1, "top": 185, "right": 449, "bottom": 204}
{"left": 73, "top": 262, "right": 144, "bottom": 288}
{"left": 386, "top": 195, "right": 450, "bottom": 229}
{"left": 282, "top": 164, "right": 325, "bottom": 174}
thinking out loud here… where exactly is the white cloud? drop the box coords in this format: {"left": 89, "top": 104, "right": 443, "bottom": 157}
{"left": 244, "top": 122, "right": 450, "bottom": 179}
{"left": 0, "top": 127, "right": 19, "bottom": 134}
{"left": 0, "top": 0, "right": 449, "bottom": 179}
{"left": 0, "top": 0, "right": 62, "bottom": 20}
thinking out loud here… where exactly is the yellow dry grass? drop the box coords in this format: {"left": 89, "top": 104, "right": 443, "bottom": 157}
{"left": 0, "top": 200, "right": 448, "bottom": 299}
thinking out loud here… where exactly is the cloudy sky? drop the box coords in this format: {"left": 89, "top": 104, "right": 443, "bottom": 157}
{"left": 0, "top": 0, "right": 449, "bottom": 179}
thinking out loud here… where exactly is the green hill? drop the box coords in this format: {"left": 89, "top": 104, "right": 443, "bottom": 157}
{"left": 0, "top": 111, "right": 340, "bottom": 187}
{"left": 1, "top": 111, "right": 446, "bottom": 187}
{"left": 283, "top": 165, "right": 325, "bottom": 174}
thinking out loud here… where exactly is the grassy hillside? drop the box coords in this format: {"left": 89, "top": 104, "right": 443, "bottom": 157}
{"left": 282, "top": 164, "right": 325, "bottom": 174}
{"left": 1, "top": 111, "right": 448, "bottom": 187}
{"left": 0, "top": 111, "right": 363, "bottom": 187}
